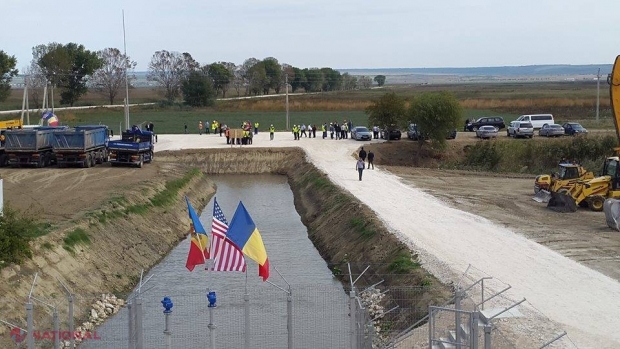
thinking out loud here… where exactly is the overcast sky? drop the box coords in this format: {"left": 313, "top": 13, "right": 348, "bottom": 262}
{"left": 2, "top": 0, "right": 620, "bottom": 71}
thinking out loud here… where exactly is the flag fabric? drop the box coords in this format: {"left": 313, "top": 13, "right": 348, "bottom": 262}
{"left": 226, "top": 201, "right": 269, "bottom": 281}
{"left": 185, "top": 197, "right": 209, "bottom": 271}
{"left": 210, "top": 198, "right": 246, "bottom": 272}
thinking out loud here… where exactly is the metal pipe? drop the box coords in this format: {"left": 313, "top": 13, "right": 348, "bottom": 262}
{"left": 455, "top": 288, "right": 462, "bottom": 349}
{"left": 352, "top": 265, "right": 370, "bottom": 286}
{"left": 287, "top": 288, "right": 293, "bottom": 349}
{"left": 484, "top": 324, "right": 492, "bottom": 349}
{"left": 476, "top": 285, "right": 512, "bottom": 308}
{"left": 69, "top": 295, "right": 75, "bottom": 349}
{"left": 135, "top": 297, "right": 144, "bottom": 349}
{"left": 26, "top": 302, "right": 34, "bottom": 349}
{"left": 244, "top": 293, "right": 250, "bottom": 349}
{"left": 53, "top": 309, "right": 60, "bottom": 349}
{"left": 128, "top": 301, "right": 135, "bottom": 349}
{"left": 349, "top": 290, "right": 357, "bottom": 349}
{"left": 164, "top": 312, "right": 172, "bottom": 349}
{"left": 209, "top": 305, "right": 216, "bottom": 349}
{"left": 539, "top": 331, "right": 567, "bottom": 348}
{"left": 487, "top": 298, "right": 526, "bottom": 321}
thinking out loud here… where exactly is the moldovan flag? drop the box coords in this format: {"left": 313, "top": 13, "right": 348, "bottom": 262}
{"left": 185, "top": 197, "right": 209, "bottom": 271}
{"left": 226, "top": 201, "right": 269, "bottom": 281}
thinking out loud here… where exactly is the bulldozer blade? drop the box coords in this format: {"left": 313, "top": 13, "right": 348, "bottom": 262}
{"left": 533, "top": 189, "right": 552, "bottom": 203}
{"left": 546, "top": 191, "right": 578, "bottom": 213}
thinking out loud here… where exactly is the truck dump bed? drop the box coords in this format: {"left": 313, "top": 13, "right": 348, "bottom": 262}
{"left": 4, "top": 129, "right": 56, "bottom": 152}
{"left": 53, "top": 126, "right": 108, "bottom": 152}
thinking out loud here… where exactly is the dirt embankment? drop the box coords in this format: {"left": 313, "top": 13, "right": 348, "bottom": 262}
{"left": 1, "top": 148, "right": 451, "bottom": 345}
{"left": 0, "top": 163, "right": 215, "bottom": 343}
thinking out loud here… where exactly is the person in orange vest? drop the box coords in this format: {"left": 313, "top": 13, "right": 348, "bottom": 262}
{"left": 198, "top": 121, "right": 203, "bottom": 135}
{"left": 225, "top": 127, "right": 230, "bottom": 144}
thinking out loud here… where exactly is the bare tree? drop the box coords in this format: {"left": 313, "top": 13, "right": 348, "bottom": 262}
{"left": 23, "top": 62, "right": 46, "bottom": 108}
{"left": 147, "top": 50, "right": 198, "bottom": 102}
{"left": 359, "top": 75, "right": 373, "bottom": 89}
{"left": 90, "top": 48, "right": 137, "bottom": 105}
{"left": 232, "top": 65, "right": 244, "bottom": 97}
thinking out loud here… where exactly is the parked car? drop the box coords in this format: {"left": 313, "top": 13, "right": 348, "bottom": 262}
{"left": 476, "top": 125, "right": 498, "bottom": 139}
{"left": 466, "top": 117, "right": 506, "bottom": 131}
{"left": 562, "top": 122, "right": 588, "bottom": 136}
{"left": 516, "top": 114, "right": 554, "bottom": 129}
{"left": 380, "top": 127, "right": 401, "bottom": 140}
{"left": 507, "top": 121, "right": 534, "bottom": 138}
{"left": 538, "top": 124, "right": 565, "bottom": 137}
{"left": 351, "top": 126, "right": 372, "bottom": 141}
{"left": 408, "top": 123, "right": 457, "bottom": 140}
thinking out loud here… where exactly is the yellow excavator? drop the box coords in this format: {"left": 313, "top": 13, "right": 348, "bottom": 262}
{"left": 547, "top": 55, "right": 620, "bottom": 212}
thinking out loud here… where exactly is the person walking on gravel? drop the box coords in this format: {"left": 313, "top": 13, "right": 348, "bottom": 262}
{"left": 367, "top": 150, "right": 375, "bottom": 169}
{"left": 359, "top": 147, "right": 367, "bottom": 162}
{"left": 356, "top": 157, "right": 365, "bottom": 181}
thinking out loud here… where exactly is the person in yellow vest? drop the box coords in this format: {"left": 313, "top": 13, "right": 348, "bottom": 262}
{"left": 269, "top": 124, "right": 275, "bottom": 140}
{"left": 321, "top": 123, "right": 327, "bottom": 139}
{"left": 198, "top": 121, "right": 203, "bottom": 135}
{"left": 211, "top": 120, "right": 217, "bottom": 135}
{"left": 254, "top": 122, "right": 259, "bottom": 135}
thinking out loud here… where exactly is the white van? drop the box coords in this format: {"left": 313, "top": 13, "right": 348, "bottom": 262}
{"left": 516, "top": 114, "right": 554, "bottom": 129}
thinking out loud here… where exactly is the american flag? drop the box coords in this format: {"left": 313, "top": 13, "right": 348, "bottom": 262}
{"left": 209, "top": 199, "right": 246, "bottom": 272}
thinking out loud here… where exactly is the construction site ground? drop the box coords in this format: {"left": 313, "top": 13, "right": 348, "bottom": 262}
{"left": 371, "top": 133, "right": 620, "bottom": 283}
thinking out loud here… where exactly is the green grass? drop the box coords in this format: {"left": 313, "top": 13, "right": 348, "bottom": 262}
{"left": 63, "top": 228, "right": 90, "bottom": 252}
{"left": 20, "top": 222, "right": 54, "bottom": 238}
{"left": 349, "top": 217, "right": 376, "bottom": 239}
{"left": 41, "top": 242, "right": 54, "bottom": 250}
{"left": 150, "top": 168, "right": 201, "bottom": 207}
{"left": 388, "top": 252, "right": 420, "bottom": 274}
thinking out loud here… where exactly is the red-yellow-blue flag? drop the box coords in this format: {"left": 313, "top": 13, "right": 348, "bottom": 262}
{"left": 185, "top": 197, "right": 209, "bottom": 271}
{"left": 226, "top": 201, "right": 269, "bottom": 281}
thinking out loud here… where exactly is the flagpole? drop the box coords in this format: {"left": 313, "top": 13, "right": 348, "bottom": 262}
{"left": 244, "top": 269, "right": 250, "bottom": 349}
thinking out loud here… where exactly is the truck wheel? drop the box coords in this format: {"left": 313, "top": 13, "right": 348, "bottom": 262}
{"left": 588, "top": 195, "right": 605, "bottom": 212}
{"left": 138, "top": 155, "right": 144, "bottom": 168}
{"left": 85, "top": 154, "right": 91, "bottom": 168}
{"left": 148, "top": 151, "right": 154, "bottom": 163}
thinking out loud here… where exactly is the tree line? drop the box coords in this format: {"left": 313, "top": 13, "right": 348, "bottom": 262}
{"left": 0, "top": 45, "right": 388, "bottom": 107}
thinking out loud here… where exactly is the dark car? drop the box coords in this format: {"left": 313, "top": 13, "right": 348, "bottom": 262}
{"left": 562, "top": 122, "right": 588, "bottom": 136}
{"left": 466, "top": 117, "right": 506, "bottom": 131}
{"left": 408, "top": 123, "right": 456, "bottom": 140}
{"left": 380, "top": 127, "right": 401, "bottom": 140}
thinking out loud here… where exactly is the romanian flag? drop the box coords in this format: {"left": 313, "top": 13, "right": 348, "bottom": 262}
{"left": 226, "top": 202, "right": 269, "bottom": 281}
{"left": 185, "top": 197, "right": 209, "bottom": 271}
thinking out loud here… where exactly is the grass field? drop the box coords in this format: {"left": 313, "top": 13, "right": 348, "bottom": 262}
{"left": 0, "top": 80, "right": 615, "bottom": 133}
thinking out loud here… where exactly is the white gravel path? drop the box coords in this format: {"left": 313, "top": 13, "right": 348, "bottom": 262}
{"left": 156, "top": 132, "right": 620, "bottom": 348}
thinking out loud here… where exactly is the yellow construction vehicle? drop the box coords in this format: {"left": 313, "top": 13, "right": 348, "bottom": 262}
{"left": 0, "top": 119, "right": 23, "bottom": 130}
{"left": 547, "top": 55, "right": 620, "bottom": 212}
{"left": 533, "top": 164, "right": 594, "bottom": 202}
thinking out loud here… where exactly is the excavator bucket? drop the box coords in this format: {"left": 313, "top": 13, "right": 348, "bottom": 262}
{"left": 546, "top": 191, "right": 578, "bottom": 212}
{"left": 532, "top": 189, "right": 552, "bottom": 203}
{"left": 604, "top": 198, "right": 620, "bottom": 231}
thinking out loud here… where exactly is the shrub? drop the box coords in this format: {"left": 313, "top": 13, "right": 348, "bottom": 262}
{"left": 0, "top": 205, "right": 41, "bottom": 267}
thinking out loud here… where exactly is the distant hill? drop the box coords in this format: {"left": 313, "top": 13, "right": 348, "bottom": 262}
{"left": 339, "top": 65, "right": 612, "bottom": 77}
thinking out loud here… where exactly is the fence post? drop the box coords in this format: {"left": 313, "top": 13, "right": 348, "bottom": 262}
{"left": 135, "top": 296, "right": 144, "bottom": 349}
{"left": 68, "top": 294, "right": 75, "bottom": 349}
{"left": 128, "top": 301, "right": 135, "bottom": 349}
{"left": 484, "top": 323, "right": 492, "bottom": 349}
{"left": 470, "top": 311, "right": 479, "bottom": 349}
{"left": 349, "top": 290, "right": 357, "bottom": 349}
{"left": 244, "top": 292, "right": 250, "bottom": 349}
{"left": 53, "top": 308, "right": 60, "bottom": 349}
{"left": 428, "top": 306, "right": 434, "bottom": 349}
{"left": 287, "top": 287, "right": 293, "bottom": 349}
{"left": 455, "top": 288, "right": 463, "bottom": 349}
{"left": 26, "top": 301, "right": 34, "bottom": 349}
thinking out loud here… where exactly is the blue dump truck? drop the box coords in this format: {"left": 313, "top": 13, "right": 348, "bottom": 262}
{"left": 4, "top": 127, "right": 66, "bottom": 167}
{"left": 108, "top": 125, "right": 154, "bottom": 168}
{"left": 52, "top": 125, "right": 110, "bottom": 168}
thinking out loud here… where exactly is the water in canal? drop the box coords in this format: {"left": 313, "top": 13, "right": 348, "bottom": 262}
{"left": 84, "top": 174, "right": 350, "bottom": 349}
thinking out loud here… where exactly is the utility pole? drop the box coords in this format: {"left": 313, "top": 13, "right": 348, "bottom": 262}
{"left": 285, "top": 74, "right": 290, "bottom": 131}
{"left": 123, "top": 10, "right": 130, "bottom": 130}
{"left": 596, "top": 68, "right": 601, "bottom": 122}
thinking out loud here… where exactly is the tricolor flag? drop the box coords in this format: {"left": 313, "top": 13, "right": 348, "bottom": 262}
{"left": 41, "top": 111, "right": 59, "bottom": 126}
{"left": 226, "top": 202, "right": 270, "bottom": 281}
{"left": 209, "top": 198, "right": 246, "bottom": 272}
{"left": 185, "top": 197, "right": 209, "bottom": 271}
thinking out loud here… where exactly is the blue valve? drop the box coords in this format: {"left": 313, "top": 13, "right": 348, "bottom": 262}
{"left": 161, "top": 296, "right": 173, "bottom": 314}
{"left": 207, "top": 291, "right": 217, "bottom": 308}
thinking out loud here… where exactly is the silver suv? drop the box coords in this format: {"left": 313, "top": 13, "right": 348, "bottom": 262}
{"left": 507, "top": 121, "right": 534, "bottom": 138}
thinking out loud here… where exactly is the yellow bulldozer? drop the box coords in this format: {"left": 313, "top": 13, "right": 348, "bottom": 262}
{"left": 546, "top": 55, "right": 620, "bottom": 212}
